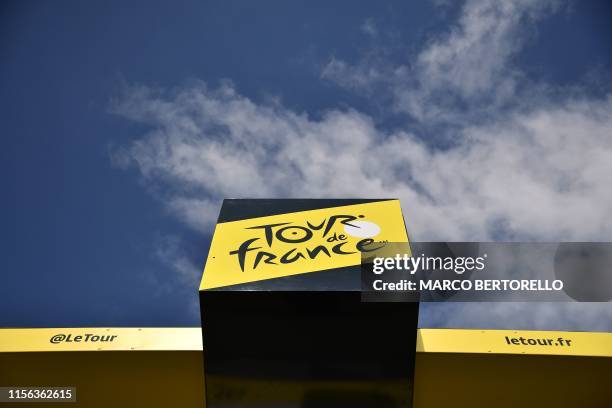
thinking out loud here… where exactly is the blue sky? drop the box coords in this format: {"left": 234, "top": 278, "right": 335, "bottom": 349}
{"left": 2, "top": 0, "right": 611, "bottom": 329}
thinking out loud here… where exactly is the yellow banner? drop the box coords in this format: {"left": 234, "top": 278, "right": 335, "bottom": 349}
{"left": 200, "top": 200, "right": 409, "bottom": 290}
{"left": 418, "top": 328, "right": 612, "bottom": 357}
{"left": 0, "top": 328, "right": 202, "bottom": 352}
{"left": 1, "top": 327, "right": 611, "bottom": 357}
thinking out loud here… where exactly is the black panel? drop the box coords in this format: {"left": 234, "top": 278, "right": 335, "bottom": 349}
{"left": 207, "top": 264, "right": 362, "bottom": 292}
{"left": 217, "top": 199, "right": 393, "bottom": 223}
{"left": 202, "top": 198, "right": 418, "bottom": 407}
{"left": 201, "top": 291, "right": 419, "bottom": 407}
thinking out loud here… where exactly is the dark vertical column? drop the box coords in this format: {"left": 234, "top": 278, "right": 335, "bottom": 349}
{"left": 201, "top": 290, "right": 418, "bottom": 407}
{"left": 200, "top": 199, "right": 419, "bottom": 407}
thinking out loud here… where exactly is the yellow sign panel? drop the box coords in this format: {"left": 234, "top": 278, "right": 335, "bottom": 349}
{"left": 200, "top": 200, "right": 409, "bottom": 290}
{"left": 0, "top": 327, "right": 202, "bottom": 353}
{"left": 417, "top": 328, "right": 612, "bottom": 357}
{"left": 2, "top": 327, "right": 610, "bottom": 358}
{"left": 2, "top": 328, "right": 610, "bottom": 407}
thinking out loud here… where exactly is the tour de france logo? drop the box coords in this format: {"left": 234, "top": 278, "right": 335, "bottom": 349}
{"left": 229, "top": 214, "right": 386, "bottom": 272}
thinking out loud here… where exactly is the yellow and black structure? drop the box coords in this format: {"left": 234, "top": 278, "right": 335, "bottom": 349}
{"left": 1, "top": 328, "right": 611, "bottom": 406}
{"left": 2, "top": 199, "right": 612, "bottom": 407}
{"left": 199, "top": 199, "right": 420, "bottom": 407}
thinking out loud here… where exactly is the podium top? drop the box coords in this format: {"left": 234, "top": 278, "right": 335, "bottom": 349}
{"left": 200, "top": 199, "right": 409, "bottom": 291}
{"left": 2, "top": 328, "right": 611, "bottom": 358}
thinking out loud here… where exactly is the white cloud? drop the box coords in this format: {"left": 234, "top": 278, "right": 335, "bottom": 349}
{"left": 112, "top": 84, "right": 612, "bottom": 242}
{"left": 361, "top": 18, "right": 378, "bottom": 38}
{"left": 154, "top": 235, "right": 201, "bottom": 286}
{"left": 323, "top": 0, "right": 562, "bottom": 122}
{"left": 416, "top": 0, "right": 554, "bottom": 97}
{"left": 321, "top": 58, "right": 385, "bottom": 93}
{"left": 112, "top": 0, "right": 612, "bottom": 330}
{"left": 135, "top": 234, "right": 202, "bottom": 318}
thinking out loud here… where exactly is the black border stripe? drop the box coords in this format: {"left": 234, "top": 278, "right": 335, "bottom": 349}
{"left": 217, "top": 199, "right": 394, "bottom": 223}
